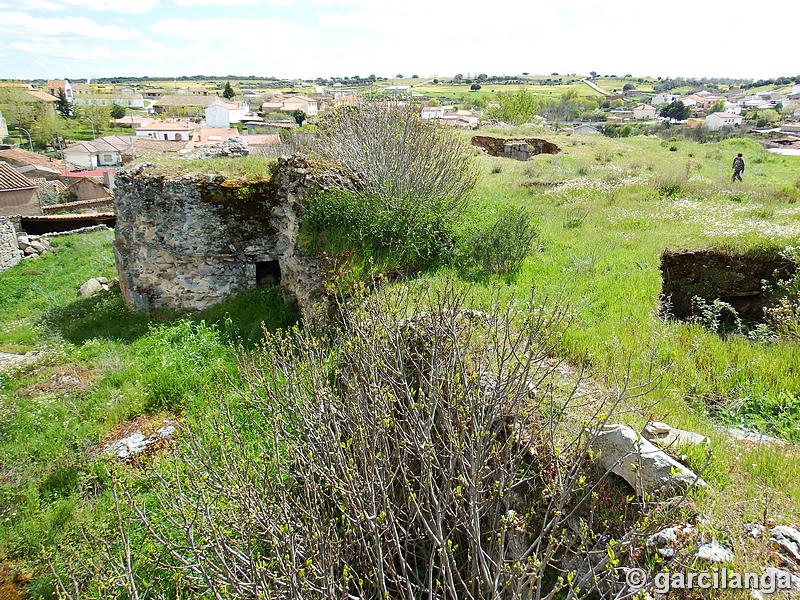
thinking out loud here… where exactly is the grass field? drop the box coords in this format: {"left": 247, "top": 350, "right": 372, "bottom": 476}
{"left": 1, "top": 128, "right": 799, "bottom": 594}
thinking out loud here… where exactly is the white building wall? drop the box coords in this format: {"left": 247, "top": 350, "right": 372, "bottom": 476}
{"left": 134, "top": 129, "right": 188, "bottom": 141}
{"left": 63, "top": 150, "right": 95, "bottom": 169}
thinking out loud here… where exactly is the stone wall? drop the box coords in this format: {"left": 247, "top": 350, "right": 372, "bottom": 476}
{"left": 0, "top": 217, "right": 21, "bottom": 273}
{"left": 660, "top": 248, "right": 796, "bottom": 323}
{"left": 113, "top": 155, "right": 325, "bottom": 319}
{"left": 471, "top": 135, "right": 561, "bottom": 160}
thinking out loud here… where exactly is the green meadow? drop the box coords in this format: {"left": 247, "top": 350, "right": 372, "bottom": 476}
{"left": 1, "top": 126, "right": 799, "bottom": 593}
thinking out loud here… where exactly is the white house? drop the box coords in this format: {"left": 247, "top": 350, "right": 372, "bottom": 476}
{"left": 704, "top": 112, "right": 743, "bottom": 131}
{"left": 47, "top": 80, "right": 73, "bottom": 102}
{"left": 383, "top": 85, "right": 411, "bottom": 96}
{"left": 652, "top": 93, "right": 681, "bottom": 106}
{"left": 421, "top": 106, "right": 447, "bottom": 119}
{"left": 724, "top": 101, "right": 742, "bottom": 115}
{"left": 572, "top": 124, "right": 599, "bottom": 135}
{"left": 205, "top": 100, "right": 248, "bottom": 128}
{"left": 0, "top": 109, "right": 8, "bottom": 139}
{"left": 63, "top": 135, "right": 134, "bottom": 168}
{"left": 134, "top": 122, "right": 192, "bottom": 141}
{"left": 632, "top": 104, "right": 657, "bottom": 120}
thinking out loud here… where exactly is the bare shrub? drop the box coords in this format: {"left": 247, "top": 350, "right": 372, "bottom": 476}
{"left": 52, "top": 282, "right": 692, "bottom": 599}
{"left": 313, "top": 101, "right": 478, "bottom": 218}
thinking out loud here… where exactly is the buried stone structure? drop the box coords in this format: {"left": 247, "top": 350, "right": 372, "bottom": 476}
{"left": 660, "top": 248, "right": 796, "bottom": 324}
{"left": 471, "top": 135, "right": 561, "bottom": 160}
{"left": 113, "top": 155, "right": 324, "bottom": 318}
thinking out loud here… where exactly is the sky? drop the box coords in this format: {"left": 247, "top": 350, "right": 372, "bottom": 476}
{"left": 1, "top": 0, "right": 799, "bottom": 81}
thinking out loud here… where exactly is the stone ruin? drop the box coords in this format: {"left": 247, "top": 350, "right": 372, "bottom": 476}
{"left": 660, "top": 248, "right": 796, "bottom": 324}
{"left": 113, "top": 155, "right": 324, "bottom": 319}
{"left": 0, "top": 217, "right": 21, "bottom": 273}
{"left": 471, "top": 135, "right": 561, "bottom": 161}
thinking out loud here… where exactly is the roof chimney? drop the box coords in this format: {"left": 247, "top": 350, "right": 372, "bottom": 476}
{"left": 102, "top": 170, "right": 115, "bottom": 192}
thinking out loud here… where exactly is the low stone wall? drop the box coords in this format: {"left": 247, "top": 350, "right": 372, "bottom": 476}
{"left": 113, "top": 156, "right": 325, "bottom": 319}
{"left": 471, "top": 135, "right": 561, "bottom": 160}
{"left": 0, "top": 217, "right": 21, "bottom": 273}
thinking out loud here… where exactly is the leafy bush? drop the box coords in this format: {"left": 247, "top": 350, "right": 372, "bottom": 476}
{"left": 466, "top": 207, "right": 538, "bottom": 274}
{"left": 303, "top": 189, "right": 457, "bottom": 266}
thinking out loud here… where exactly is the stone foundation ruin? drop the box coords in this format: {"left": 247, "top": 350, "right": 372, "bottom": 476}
{"left": 113, "top": 155, "right": 324, "bottom": 318}
{"left": 471, "top": 135, "right": 561, "bottom": 160}
{"left": 0, "top": 217, "right": 21, "bottom": 273}
{"left": 659, "top": 248, "right": 796, "bottom": 323}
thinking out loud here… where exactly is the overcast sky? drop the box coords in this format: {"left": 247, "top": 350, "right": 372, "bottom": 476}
{"left": 1, "top": 0, "right": 798, "bottom": 81}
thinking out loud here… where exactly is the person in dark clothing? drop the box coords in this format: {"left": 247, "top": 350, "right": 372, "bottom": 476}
{"left": 732, "top": 153, "right": 744, "bottom": 182}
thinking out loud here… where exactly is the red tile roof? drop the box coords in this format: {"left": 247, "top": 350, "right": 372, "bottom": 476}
{"left": 0, "top": 162, "right": 37, "bottom": 191}
{"left": 0, "top": 148, "right": 66, "bottom": 170}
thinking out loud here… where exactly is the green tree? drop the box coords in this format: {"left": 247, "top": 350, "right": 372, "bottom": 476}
{"left": 709, "top": 100, "right": 725, "bottom": 114}
{"left": 110, "top": 103, "right": 126, "bottom": 119}
{"left": 76, "top": 104, "right": 111, "bottom": 136}
{"left": 453, "top": 74, "right": 463, "bottom": 83}
{"left": 476, "top": 73, "right": 488, "bottom": 82}
{"left": 622, "top": 83, "right": 636, "bottom": 91}
{"left": 222, "top": 81, "right": 235, "bottom": 99}
{"left": 291, "top": 109, "right": 306, "bottom": 126}
{"left": 55, "top": 88, "right": 72, "bottom": 118}
{"left": 660, "top": 100, "right": 690, "bottom": 121}
{"left": 489, "top": 89, "right": 544, "bottom": 125}
{"left": 470, "top": 83, "right": 482, "bottom": 91}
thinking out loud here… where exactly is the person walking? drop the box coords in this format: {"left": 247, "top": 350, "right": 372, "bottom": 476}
{"left": 732, "top": 153, "right": 745, "bottom": 182}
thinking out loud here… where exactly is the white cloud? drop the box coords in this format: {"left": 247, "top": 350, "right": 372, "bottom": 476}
{"left": 0, "top": 0, "right": 157, "bottom": 14}
{"left": 149, "top": 16, "right": 319, "bottom": 41}
{"left": 169, "top": 0, "right": 295, "bottom": 5}
{"left": 2, "top": 0, "right": 800, "bottom": 79}
{"left": 2, "top": 11, "right": 141, "bottom": 40}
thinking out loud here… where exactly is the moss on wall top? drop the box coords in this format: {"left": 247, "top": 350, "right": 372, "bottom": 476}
{"left": 133, "top": 154, "right": 277, "bottom": 181}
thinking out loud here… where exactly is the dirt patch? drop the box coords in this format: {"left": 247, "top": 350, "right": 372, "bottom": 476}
{"left": 0, "top": 565, "right": 30, "bottom": 600}
{"left": 660, "top": 248, "right": 795, "bottom": 323}
{"left": 16, "top": 367, "right": 98, "bottom": 399}
{"left": 471, "top": 135, "right": 561, "bottom": 160}
{"left": 520, "top": 180, "right": 562, "bottom": 188}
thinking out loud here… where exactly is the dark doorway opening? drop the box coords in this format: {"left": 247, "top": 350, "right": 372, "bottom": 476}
{"left": 256, "top": 260, "right": 281, "bottom": 286}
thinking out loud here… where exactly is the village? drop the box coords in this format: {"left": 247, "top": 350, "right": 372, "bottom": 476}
{"left": 1, "top": 74, "right": 799, "bottom": 224}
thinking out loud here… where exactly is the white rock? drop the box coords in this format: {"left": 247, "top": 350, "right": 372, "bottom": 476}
{"left": 770, "top": 526, "right": 800, "bottom": 562}
{"left": 590, "top": 424, "right": 707, "bottom": 497}
{"left": 29, "top": 240, "right": 46, "bottom": 253}
{"left": 106, "top": 432, "right": 149, "bottom": 458}
{"left": 695, "top": 542, "right": 733, "bottom": 563}
{"left": 646, "top": 421, "right": 671, "bottom": 435}
{"left": 78, "top": 278, "right": 103, "bottom": 297}
{"left": 105, "top": 422, "right": 177, "bottom": 459}
{"left": 97, "top": 276, "right": 108, "bottom": 284}
{"left": 643, "top": 422, "right": 711, "bottom": 448}
{"left": 647, "top": 526, "right": 678, "bottom": 548}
